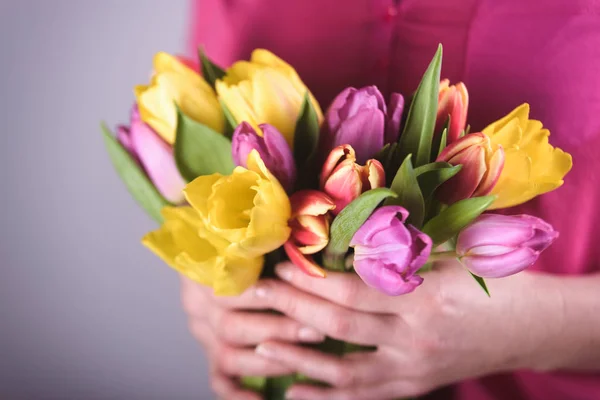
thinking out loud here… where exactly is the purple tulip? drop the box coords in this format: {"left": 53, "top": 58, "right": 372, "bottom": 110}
{"left": 321, "top": 86, "right": 404, "bottom": 164}
{"left": 350, "top": 206, "right": 433, "bottom": 296}
{"left": 117, "top": 105, "right": 186, "bottom": 204}
{"left": 456, "top": 214, "right": 559, "bottom": 278}
{"left": 232, "top": 122, "right": 296, "bottom": 192}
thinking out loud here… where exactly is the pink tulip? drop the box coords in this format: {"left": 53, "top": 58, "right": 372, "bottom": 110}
{"left": 436, "top": 132, "right": 504, "bottom": 205}
{"left": 117, "top": 105, "right": 186, "bottom": 204}
{"left": 320, "top": 145, "right": 385, "bottom": 215}
{"left": 284, "top": 190, "right": 336, "bottom": 277}
{"left": 232, "top": 122, "right": 296, "bottom": 192}
{"left": 350, "top": 206, "right": 432, "bottom": 296}
{"left": 457, "top": 214, "right": 558, "bottom": 278}
{"left": 321, "top": 86, "right": 404, "bottom": 164}
{"left": 435, "top": 79, "right": 469, "bottom": 144}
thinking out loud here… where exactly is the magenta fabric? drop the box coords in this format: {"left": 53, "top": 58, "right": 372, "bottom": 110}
{"left": 187, "top": 1, "right": 600, "bottom": 399}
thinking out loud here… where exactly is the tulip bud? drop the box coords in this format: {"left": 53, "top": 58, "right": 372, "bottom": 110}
{"left": 320, "top": 145, "right": 385, "bottom": 215}
{"left": 350, "top": 206, "right": 432, "bottom": 296}
{"left": 436, "top": 132, "right": 504, "bottom": 205}
{"left": 117, "top": 105, "right": 186, "bottom": 204}
{"left": 284, "top": 190, "right": 336, "bottom": 277}
{"left": 232, "top": 122, "right": 296, "bottom": 192}
{"left": 322, "top": 86, "right": 404, "bottom": 164}
{"left": 456, "top": 214, "right": 558, "bottom": 278}
{"left": 435, "top": 79, "right": 469, "bottom": 144}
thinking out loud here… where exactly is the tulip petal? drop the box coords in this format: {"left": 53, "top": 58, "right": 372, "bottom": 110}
{"left": 437, "top": 144, "right": 487, "bottom": 204}
{"left": 320, "top": 145, "right": 356, "bottom": 188}
{"left": 350, "top": 206, "right": 410, "bottom": 247}
{"left": 231, "top": 122, "right": 262, "bottom": 167}
{"left": 292, "top": 215, "right": 330, "bottom": 254}
{"left": 261, "top": 123, "right": 297, "bottom": 191}
{"left": 284, "top": 241, "right": 327, "bottom": 278}
{"left": 290, "top": 190, "right": 336, "bottom": 217}
{"left": 363, "top": 159, "right": 386, "bottom": 190}
{"left": 326, "top": 87, "right": 355, "bottom": 133}
{"left": 456, "top": 214, "right": 537, "bottom": 254}
{"left": 116, "top": 124, "right": 141, "bottom": 167}
{"left": 338, "top": 86, "right": 386, "bottom": 120}
{"left": 406, "top": 225, "right": 433, "bottom": 274}
{"left": 252, "top": 69, "right": 304, "bottom": 147}
{"left": 461, "top": 247, "right": 539, "bottom": 278}
{"left": 353, "top": 257, "right": 423, "bottom": 296}
{"left": 130, "top": 118, "right": 187, "bottom": 204}
{"left": 385, "top": 93, "right": 404, "bottom": 144}
{"left": 323, "top": 161, "right": 363, "bottom": 213}
{"left": 473, "top": 146, "right": 504, "bottom": 197}
{"left": 333, "top": 109, "right": 385, "bottom": 164}
{"left": 437, "top": 132, "right": 486, "bottom": 161}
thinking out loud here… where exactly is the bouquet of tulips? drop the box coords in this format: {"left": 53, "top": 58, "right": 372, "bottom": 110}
{"left": 102, "top": 45, "right": 572, "bottom": 398}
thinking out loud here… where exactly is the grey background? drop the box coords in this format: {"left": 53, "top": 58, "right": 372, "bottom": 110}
{"left": 0, "top": 1, "right": 212, "bottom": 398}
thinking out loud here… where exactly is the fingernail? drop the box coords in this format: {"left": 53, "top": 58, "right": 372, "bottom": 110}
{"left": 255, "top": 344, "right": 276, "bottom": 358}
{"left": 254, "top": 284, "right": 270, "bottom": 299}
{"left": 276, "top": 264, "right": 293, "bottom": 281}
{"left": 298, "top": 326, "right": 324, "bottom": 342}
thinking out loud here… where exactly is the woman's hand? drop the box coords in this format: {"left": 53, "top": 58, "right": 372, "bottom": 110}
{"left": 250, "top": 261, "right": 599, "bottom": 400}
{"left": 180, "top": 276, "right": 326, "bottom": 400}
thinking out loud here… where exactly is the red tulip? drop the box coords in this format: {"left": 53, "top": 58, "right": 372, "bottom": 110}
{"left": 436, "top": 132, "right": 504, "bottom": 205}
{"left": 320, "top": 145, "right": 385, "bottom": 215}
{"left": 284, "top": 190, "right": 336, "bottom": 277}
{"left": 435, "top": 79, "right": 469, "bottom": 144}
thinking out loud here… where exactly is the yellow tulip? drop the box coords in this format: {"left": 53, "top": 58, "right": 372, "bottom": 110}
{"left": 135, "top": 52, "right": 224, "bottom": 144}
{"left": 483, "top": 104, "right": 572, "bottom": 209}
{"left": 142, "top": 207, "right": 263, "bottom": 296}
{"left": 185, "top": 150, "right": 292, "bottom": 259}
{"left": 216, "top": 49, "right": 323, "bottom": 148}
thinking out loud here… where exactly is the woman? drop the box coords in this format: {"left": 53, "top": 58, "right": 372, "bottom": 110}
{"left": 181, "top": 1, "right": 600, "bottom": 399}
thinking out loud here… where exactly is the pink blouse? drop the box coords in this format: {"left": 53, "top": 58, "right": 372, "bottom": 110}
{"left": 187, "top": 1, "right": 600, "bottom": 398}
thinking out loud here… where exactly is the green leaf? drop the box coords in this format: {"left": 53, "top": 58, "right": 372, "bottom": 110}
{"left": 415, "top": 162, "right": 462, "bottom": 200}
{"left": 437, "top": 128, "right": 448, "bottom": 158}
{"left": 396, "top": 44, "right": 443, "bottom": 167}
{"left": 431, "top": 115, "right": 449, "bottom": 162}
{"left": 422, "top": 195, "right": 496, "bottom": 245}
{"left": 101, "top": 123, "right": 169, "bottom": 223}
{"left": 220, "top": 99, "right": 238, "bottom": 139}
{"left": 469, "top": 271, "right": 490, "bottom": 297}
{"left": 384, "top": 155, "right": 425, "bottom": 227}
{"left": 374, "top": 143, "right": 398, "bottom": 184}
{"left": 464, "top": 124, "right": 471, "bottom": 136}
{"left": 293, "top": 92, "right": 320, "bottom": 166}
{"left": 326, "top": 188, "right": 397, "bottom": 256}
{"left": 174, "top": 106, "right": 235, "bottom": 181}
{"left": 199, "top": 47, "right": 226, "bottom": 90}
{"left": 413, "top": 161, "right": 451, "bottom": 176}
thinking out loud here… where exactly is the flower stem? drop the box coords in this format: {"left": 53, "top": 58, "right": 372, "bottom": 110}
{"left": 322, "top": 250, "right": 346, "bottom": 272}
{"left": 428, "top": 250, "right": 458, "bottom": 262}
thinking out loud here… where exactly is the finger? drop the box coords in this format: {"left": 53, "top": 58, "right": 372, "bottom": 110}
{"left": 210, "top": 366, "right": 262, "bottom": 400}
{"left": 190, "top": 320, "right": 294, "bottom": 377}
{"left": 210, "top": 284, "right": 274, "bottom": 310}
{"left": 255, "top": 341, "right": 393, "bottom": 388}
{"left": 254, "top": 279, "right": 395, "bottom": 345}
{"left": 208, "top": 309, "right": 326, "bottom": 346}
{"left": 275, "top": 262, "right": 402, "bottom": 314}
{"left": 180, "top": 275, "right": 211, "bottom": 318}
{"left": 188, "top": 320, "right": 215, "bottom": 351}
{"left": 285, "top": 379, "right": 425, "bottom": 400}
{"left": 217, "top": 345, "right": 295, "bottom": 377}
